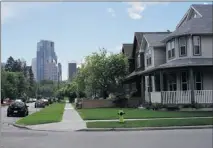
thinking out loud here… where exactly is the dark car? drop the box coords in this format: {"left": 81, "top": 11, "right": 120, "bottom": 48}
{"left": 7, "top": 101, "right": 29, "bottom": 117}
{"left": 35, "top": 100, "right": 45, "bottom": 108}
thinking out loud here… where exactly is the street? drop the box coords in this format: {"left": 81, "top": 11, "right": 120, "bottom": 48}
{"left": 1, "top": 104, "right": 213, "bottom": 148}
{"left": 1, "top": 128, "right": 212, "bottom": 148}
{"left": 1, "top": 103, "right": 213, "bottom": 148}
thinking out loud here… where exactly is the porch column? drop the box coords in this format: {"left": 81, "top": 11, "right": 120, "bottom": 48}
{"left": 189, "top": 68, "right": 195, "bottom": 104}
{"left": 141, "top": 76, "right": 145, "bottom": 105}
{"left": 148, "top": 74, "right": 152, "bottom": 104}
{"left": 159, "top": 70, "right": 164, "bottom": 103}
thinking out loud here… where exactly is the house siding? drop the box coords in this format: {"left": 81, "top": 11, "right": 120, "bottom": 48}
{"left": 154, "top": 47, "right": 166, "bottom": 67}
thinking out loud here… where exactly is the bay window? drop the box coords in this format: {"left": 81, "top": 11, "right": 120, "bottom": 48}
{"left": 167, "top": 39, "right": 175, "bottom": 59}
{"left": 193, "top": 36, "right": 201, "bottom": 55}
{"left": 179, "top": 37, "right": 187, "bottom": 56}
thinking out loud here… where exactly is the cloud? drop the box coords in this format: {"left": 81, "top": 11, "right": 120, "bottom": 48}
{"left": 107, "top": 7, "right": 116, "bottom": 17}
{"left": 126, "top": 2, "right": 169, "bottom": 20}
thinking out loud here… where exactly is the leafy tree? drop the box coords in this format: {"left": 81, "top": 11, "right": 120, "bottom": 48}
{"left": 5, "top": 56, "right": 15, "bottom": 72}
{"left": 58, "top": 49, "right": 128, "bottom": 100}
{"left": 17, "top": 72, "right": 27, "bottom": 98}
{"left": 82, "top": 49, "right": 128, "bottom": 99}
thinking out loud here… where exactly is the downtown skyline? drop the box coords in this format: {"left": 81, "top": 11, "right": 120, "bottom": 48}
{"left": 2, "top": 1, "right": 211, "bottom": 80}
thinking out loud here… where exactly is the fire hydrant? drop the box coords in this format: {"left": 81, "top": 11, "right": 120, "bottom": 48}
{"left": 118, "top": 110, "right": 125, "bottom": 123}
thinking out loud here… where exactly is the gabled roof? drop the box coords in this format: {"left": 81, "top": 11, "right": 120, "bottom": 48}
{"left": 134, "top": 32, "right": 144, "bottom": 46}
{"left": 122, "top": 44, "right": 133, "bottom": 59}
{"left": 162, "top": 4, "right": 213, "bottom": 42}
{"left": 143, "top": 32, "right": 171, "bottom": 47}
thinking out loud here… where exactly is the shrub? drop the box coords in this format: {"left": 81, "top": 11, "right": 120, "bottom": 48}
{"left": 68, "top": 92, "right": 77, "bottom": 103}
{"left": 112, "top": 94, "right": 128, "bottom": 108}
{"left": 150, "top": 103, "right": 163, "bottom": 110}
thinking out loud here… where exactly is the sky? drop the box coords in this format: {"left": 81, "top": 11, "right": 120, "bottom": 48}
{"left": 1, "top": 1, "right": 211, "bottom": 80}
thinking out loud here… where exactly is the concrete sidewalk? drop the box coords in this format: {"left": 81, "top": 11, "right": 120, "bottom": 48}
{"left": 24, "top": 103, "right": 86, "bottom": 131}
{"left": 85, "top": 116, "right": 213, "bottom": 122}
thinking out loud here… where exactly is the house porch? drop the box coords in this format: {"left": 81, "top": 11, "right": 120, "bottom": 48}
{"left": 142, "top": 66, "right": 213, "bottom": 105}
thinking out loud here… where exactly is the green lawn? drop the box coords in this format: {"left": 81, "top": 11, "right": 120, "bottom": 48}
{"left": 77, "top": 108, "right": 213, "bottom": 120}
{"left": 87, "top": 118, "right": 213, "bottom": 128}
{"left": 16, "top": 103, "right": 65, "bottom": 125}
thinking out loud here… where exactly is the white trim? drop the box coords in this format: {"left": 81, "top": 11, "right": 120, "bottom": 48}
{"left": 191, "top": 6, "right": 203, "bottom": 18}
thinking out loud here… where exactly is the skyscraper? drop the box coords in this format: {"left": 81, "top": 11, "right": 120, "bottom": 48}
{"left": 31, "top": 58, "right": 37, "bottom": 80}
{"left": 36, "top": 40, "right": 58, "bottom": 82}
{"left": 68, "top": 63, "right": 77, "bottom": 80}
{"left": 58, "top": 63, "right": 62, "bottom": 81}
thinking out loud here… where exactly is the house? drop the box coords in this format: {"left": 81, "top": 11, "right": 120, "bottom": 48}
{"left": 123, "top": 4, "right": 213, "bottom": 106}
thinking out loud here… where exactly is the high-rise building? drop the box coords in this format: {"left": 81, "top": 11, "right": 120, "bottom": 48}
{"left": 31, "top": 58, "right": 37, "bottom": 80}
{"left": 58, "top": 63, "right": 62, "bottom": 81}
{"left": 36, "top": 40, "right": 58, "bottom": 82}
{"left": 68, "top": 63, "right": 77, "bottom": 80}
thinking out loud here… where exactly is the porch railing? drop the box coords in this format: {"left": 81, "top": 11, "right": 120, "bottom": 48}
{"left": 161, "top": 91, "right": 191, "bottom": 104}
{"left": 194, "top": 90, "right": 213, "bottom": 104}
{"left": 150, "top": 90, "right": 213, "bottom": 104}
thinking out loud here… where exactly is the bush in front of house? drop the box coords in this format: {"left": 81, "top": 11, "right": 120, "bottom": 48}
{"left": 112, "top": 93, "right": 128, "bottom": 108}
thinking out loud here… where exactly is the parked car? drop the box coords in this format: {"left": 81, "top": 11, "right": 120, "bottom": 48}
{"left": 32, "top": 98, "right": 37, "bottom": 102}
{"left": 42, "top": 99, "right": 49, "bottom": 106}
{"left": 35, "top": 100, "right": 45, "bottom": 108}
{"left": 7, "top": 101, "right": 29, "bottom": 117}
{"left": 15, "top": 99, "right": 22, "bottom": 102}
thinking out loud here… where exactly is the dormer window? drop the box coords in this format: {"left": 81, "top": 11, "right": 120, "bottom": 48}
{"left": 167, "top": 39, "right": 175, "bottom": 59}
{"left": 179, "top": 37, "right": 187, "bottom": 57}
{"left": 193, "top": 36, "right": 201, "bottom": 56}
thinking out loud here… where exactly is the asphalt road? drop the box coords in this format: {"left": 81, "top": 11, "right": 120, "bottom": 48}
{"left": 1, "top": 128, "right": 213, "bottom": 148}
{"left": 1, "top": 102, "right": 40, "bottom": 126}
{"left": 1, "top": 103, "right": 212, "bottom": 148}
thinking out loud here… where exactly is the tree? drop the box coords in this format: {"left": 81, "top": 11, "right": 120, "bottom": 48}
{"left": 82, "top": 49, "right": 128, "bottom": 99}
{"left": 17, "top": 72, "right": 27, "bottom": 98}
{"left": 59, "top": 49, "right": 129, "bottom": 99}
{"left": 5, "top": 56, "right": 15, "bottom": 72}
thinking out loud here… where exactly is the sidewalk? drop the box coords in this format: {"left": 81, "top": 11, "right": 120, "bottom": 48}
{"left": 85, "top": 116, "right": 213, "bottom": 122}
{"left": 24, "top": 103, "right": 86, "bottom": 131}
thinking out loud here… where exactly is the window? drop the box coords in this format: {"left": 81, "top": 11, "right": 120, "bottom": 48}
{"left": 147, "top": 76, "right": 152, "bottom": 92}
{"left": 179, "top": 37, "right": 187, "bottom": 56}
{"left": 146, "top": 49, "right": 152, "bottom": 67}
{"left": 193, "top": 36, "right": 201, "bottom": 55}
{"left": 137, "top": 54, "right": 141, "bottom": 68}
{"left": 168, "top": 73, "right": 177, "bottom": 91}
{"left": 181, "top": 71, "right": 189, "bottom": 91}
{"left": 167, "top": 39, "right": 175, "bottom": 59}
{"left": 194, "top": 72, "right": 203, "bottom": 90}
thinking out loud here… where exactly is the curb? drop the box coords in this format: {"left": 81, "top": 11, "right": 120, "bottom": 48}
{"left": 12, "top": 123, "right": 75, "bottom": 132}
{"left": 77, "top": 125, "right": 213, "bottom": 132}
{"left": 13, "top": 123, "right": 31, "bottom": 130}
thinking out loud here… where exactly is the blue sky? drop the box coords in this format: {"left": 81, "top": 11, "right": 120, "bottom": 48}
{"left": 1, "top": 2, "right": 211, "bottom": 80}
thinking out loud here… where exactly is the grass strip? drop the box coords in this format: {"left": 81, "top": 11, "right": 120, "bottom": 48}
{"left": 16, "top": 103, "right": 65, "bottom": 125}
{"left": 77, "top": 108, "right": 213, "bottom": 120}
{"left": 87, "top": 118, "right": 213, "bottom": 128}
